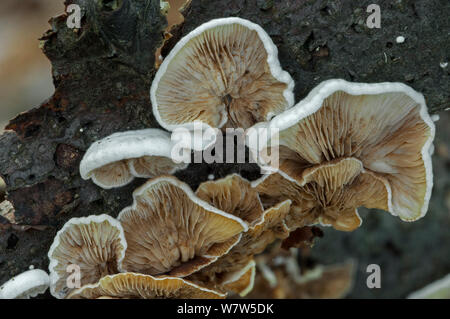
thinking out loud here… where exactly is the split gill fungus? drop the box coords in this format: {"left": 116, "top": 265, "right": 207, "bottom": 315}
{"left": 37, "top": 17, "right": 437, "bottom": 299}
{"left": 250, "top": 79, "right": 435, "bottom": 231}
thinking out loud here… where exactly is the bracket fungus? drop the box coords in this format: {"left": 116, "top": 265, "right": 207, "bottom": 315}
{"left": 39, "top": 16, "right": 437, "bottom": 299}
{"left": 80, "top": 129, "right": 187, "bottom": 189}
{"left": 196, "top": 173, "right": 265, "bottom": 227}
{"left": 151, "top": 17, "right": 294, "bottom": 132}
{"left": 67, "top": 273, "right": 225, "bottom": 299}
{"left": 251, "top": 79, "right": 435, "bottom": 225}
{"left": 196, "top": 175, "right": 291, "bottom": 254}
{"left": 0, "top": 269, "right": 50, "bottom": 299}
{"left": 117, "top": 176, "right": 248, "bottom": 277}
{"left": 48, "top": 215, "right": 127, "bottom": 299}
{"left": 189, "top": 174, "right": 291, "bottom": 292}
{"left": 253, "top": 158, "right": 391, "bottom": 231}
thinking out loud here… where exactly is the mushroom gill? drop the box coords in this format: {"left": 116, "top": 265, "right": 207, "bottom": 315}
{"left": 195, "top": 174, "right": 291, "bottom": 254}
{"left": 89, "top": 160, "right": 133, "bottom": 189}
{"left": 67, "top": 273, "right": 225, "bottom": 299}
{"left": 254, "top": 158, "right": 391, "bottom": 231}
{"left": 195, "top": 174, "right": 264, "bottom": 227}
{"left": 151, "top": 17, "right": 294, "bottom": 131}
{"left": 47, "top": 215, "right": 127, "bottom": 299}
{"left": 188, "top": 174, "right": 291, "bottom": 293}
{"left": 128, "top": 155, "right": 184, "bottom": 178}
{"left": 117, "top": 176, "right": 247, "bottom": 277}
{"left": 80, "top": 129, "right": 187, "bottom": 189}
{"left": 257, "top": 80, "right": 434, "bottom": 221}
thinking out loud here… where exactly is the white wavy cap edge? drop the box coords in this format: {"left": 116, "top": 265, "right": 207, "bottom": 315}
{"left": 47, "top": 214, "right": 127, "bottom": 299}
{"left": 150, "top": 17, "right": 295, "bottom": 135}
{"left": 248, "top": 79, "right": 435, "bottom": 221}
{"left": 79, "top": 128, "right": 181, "bottom": 179}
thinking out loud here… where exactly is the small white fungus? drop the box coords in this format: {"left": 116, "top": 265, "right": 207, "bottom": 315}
{"left": 0, "top": 269, "right": 50, "bottom": 299}
{"left": 396, "top": 36, "right": 405, "bottom": 43}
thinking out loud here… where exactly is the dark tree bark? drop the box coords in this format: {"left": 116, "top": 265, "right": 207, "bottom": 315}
{"left": 0, "top": 0, "right": 449, "bottom": 297}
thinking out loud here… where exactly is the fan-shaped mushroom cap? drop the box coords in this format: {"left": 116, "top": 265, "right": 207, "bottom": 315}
{"left": 183, "top": 175, "right": 290, "bottom": 292}
{"left": 196, "top": 174, "right": 291, "bottom": 254}
{"left": 187, "top": 200, "right": 291, "bottom": 288}
{"left": 48, "top": 215, "right": 127, "bottom": 299}
{"left": 249, "top": 200, "right": 291, "bottom": 239}
{"left": 0, "top": 269, "right": 49, "bottom": 299}
{"left": 151, "top": 17, "right": 294, "bottom": 131}
{"left": 196, "top": 174, "right": 290, "bottom": 236}
{"left": 252, "top": 79, "right": 434, "bottom": 221}
{"left": 221, "top": 259, "right": 256, "bottom": 297}
{"left": 196, "top": 174, "right": 264, "bottom": 226}
{"left": 215, "top": 200, "right": 291, "bottom": 261}
{"left": 80, "top": 129, "right": 188, "bottom": 189}
{"left": 117, "top": 176, "right": 247, "bottom": 277}
{"left": 253, "top": 158, "right": 391, "bottom": 231}
{"left": 67, "top": 273, "right": 225, "bottom": 299}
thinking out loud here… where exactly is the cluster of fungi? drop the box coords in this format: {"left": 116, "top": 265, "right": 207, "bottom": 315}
{"left": 1, "top": 17, "right": 435, "bottom": 299}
